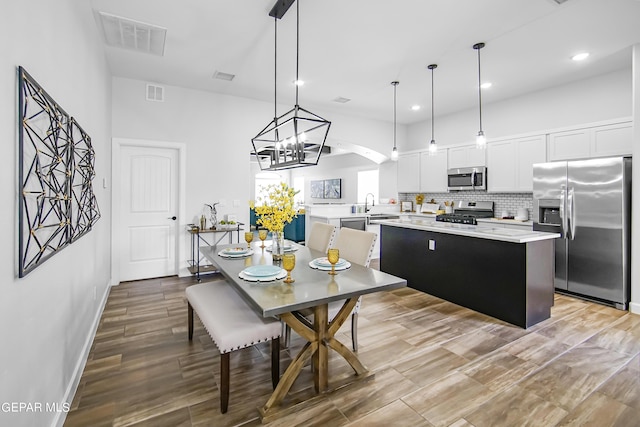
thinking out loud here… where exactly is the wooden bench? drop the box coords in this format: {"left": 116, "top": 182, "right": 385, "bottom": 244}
{"left": 186, "top": 281, "right": 281, "bottom": 413}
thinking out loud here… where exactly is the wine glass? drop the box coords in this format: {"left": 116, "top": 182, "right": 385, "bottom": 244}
{"left": 244, "top": 231, "right": 254, "bottom": 250}
{"left": 282, "top": 253, "right": 296, "bottom": 283}
{"left": 258, "top": 229, "right": 268, "bottom": 248}
{"left": 327, "top": 248, "right": 340, "bottom": 275}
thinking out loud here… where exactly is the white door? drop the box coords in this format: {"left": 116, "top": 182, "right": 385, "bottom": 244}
{"left": 119, "top": 145, "right": 179, "bottom": 281}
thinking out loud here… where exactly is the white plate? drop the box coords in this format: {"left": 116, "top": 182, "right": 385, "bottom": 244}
{"left": 222, "top": 247, "right": 249, "bottom": 255}
{"left": 243, "top": 265, "right": 283, "bottom": 277}
{"left": 266, "top": 245, "right": 297, "bottom": 253}
{"left": 313, "top": 257, "right": 347, "bottom": 268}
{"left": 239, "top": 269, "right": 287, "bottom": 282}
{"left": 218, "top": 249, "right": 253, "bottom": 258}
{"left": 308, "top": 260, "right": 351, "bottom": 271}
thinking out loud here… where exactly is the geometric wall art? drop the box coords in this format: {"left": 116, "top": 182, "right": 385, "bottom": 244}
{"left": 18, "top": 66, "right": 100, "bottom": 277}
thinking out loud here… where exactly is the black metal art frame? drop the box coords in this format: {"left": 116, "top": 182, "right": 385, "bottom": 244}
{"left": 18, "top": 67, "right": 100, "bottom": 277}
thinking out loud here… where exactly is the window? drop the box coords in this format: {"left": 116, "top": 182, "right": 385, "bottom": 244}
{"left": 357, "top": 170, "right": 379, "bottom": 204}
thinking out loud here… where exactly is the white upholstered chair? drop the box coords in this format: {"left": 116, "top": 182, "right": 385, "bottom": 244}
{"left": 283, "top": 222, "right": 337, "bottom": 347}
{"left": 306, "top": 222, "right": 337, "bottom": 253}
{"left": 292, "top": 228, "right": 376, "bottom": 351}
{"left": 186, "top": 281, "right": 281, "bottom": 413}
{"left": 325, "top": 227, "right": 377, "bottom": 351}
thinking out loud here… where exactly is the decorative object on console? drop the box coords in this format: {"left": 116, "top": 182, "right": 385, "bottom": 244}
{"left": 18, "top": 66, "right": 100, "bottom": 277}
{"left": 205, "top": 202, "right": 218, "bottom": 229}
{"left": 251, "top": 0, "right": 331, "bottom": 171}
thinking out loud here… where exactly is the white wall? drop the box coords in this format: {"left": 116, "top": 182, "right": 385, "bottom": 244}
{"left": 406, "top": 68, "right": 632, "bottom": 150}
{"left": 112, "top": 78, "right": 399, "bottom": 251}
{"left": 0, "top": 1, "right": 112, "bottom": 426}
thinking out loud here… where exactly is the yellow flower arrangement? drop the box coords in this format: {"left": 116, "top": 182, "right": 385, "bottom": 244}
{"left": 250, "top": 182, "right": 299, "bottom": 233}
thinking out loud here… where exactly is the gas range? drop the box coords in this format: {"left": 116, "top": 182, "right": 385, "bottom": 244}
{"left": 435, "top": 201, "right": 494, "bottom": 225}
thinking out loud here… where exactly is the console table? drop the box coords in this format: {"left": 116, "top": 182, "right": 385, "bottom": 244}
{"left": 187, "top": 224, "right": 244, "bottom": 281}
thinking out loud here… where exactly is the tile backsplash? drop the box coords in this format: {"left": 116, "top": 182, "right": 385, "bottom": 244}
{"left": 400, "top": 192, "right": 533, "bottom": 218}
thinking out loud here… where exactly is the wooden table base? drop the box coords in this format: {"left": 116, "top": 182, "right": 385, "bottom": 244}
{"left": 258, "top": 297, "right": 370, "bottom": 422}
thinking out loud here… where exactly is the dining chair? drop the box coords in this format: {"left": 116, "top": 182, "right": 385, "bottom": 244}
{"left": 186, "top": 281, "right": 281, "bottom": 413}
{"left": 296, "top": 227, "right": 376, "bottom": 352}
{"left": 305, "top": 222, "right": 337, "bottom": 253}
{"left": 283, "top": 222, "right": 337, "bottom": 347}
{"left": 325, "top": 227, "right": 377, "bottom": 351}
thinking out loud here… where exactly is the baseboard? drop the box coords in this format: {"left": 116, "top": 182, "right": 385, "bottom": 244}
{"left": 629, "top": 301, "right": 640, "bottom": 315}
{"left": 52, "top": 280, "right": 111, "bottom": 427}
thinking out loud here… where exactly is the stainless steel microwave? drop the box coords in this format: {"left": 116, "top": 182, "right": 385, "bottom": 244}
{"left": 447, "top": 166, "right": 487, "bottom": 191}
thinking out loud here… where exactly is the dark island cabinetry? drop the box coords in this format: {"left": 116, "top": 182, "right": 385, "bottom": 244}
{"left": 380, "top": 224, "right": 555, "bottom": 328}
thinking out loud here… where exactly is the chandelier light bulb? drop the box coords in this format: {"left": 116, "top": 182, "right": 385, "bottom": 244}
{"left": 476, "top": 131, "right": 486, "bottom": 149}
{"left": 391, "top": 146, "right": 398, "bottom": 161}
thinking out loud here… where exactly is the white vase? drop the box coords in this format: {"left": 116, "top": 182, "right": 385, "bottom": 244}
{"left": 272, "top": 231, "right": 285, "bottom": 260}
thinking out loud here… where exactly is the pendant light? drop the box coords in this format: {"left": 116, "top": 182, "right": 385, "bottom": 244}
{"left": 251, "top": 0, "right": 331, "bottom": 171}
{"left": 391, "top": 81, "right": 399, "bottom": 161}
{"left": 427, "top": 64, "right": 438, "bottom": 156}
{"left": 473, "top": 42, "right": 486, "bottom": 149}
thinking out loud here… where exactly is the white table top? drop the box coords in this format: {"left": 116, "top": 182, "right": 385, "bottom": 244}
{"left": 200, "top": 242, "right": 407, "bottom": 317}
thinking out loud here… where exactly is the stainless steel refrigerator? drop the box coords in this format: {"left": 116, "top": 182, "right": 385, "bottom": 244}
{"left": 532, "top": 157, "right": 632, "bottom": 309}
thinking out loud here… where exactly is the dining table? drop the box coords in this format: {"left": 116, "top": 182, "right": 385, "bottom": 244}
{"left": 199, "top": 239, "right": 407, "bottom": 421}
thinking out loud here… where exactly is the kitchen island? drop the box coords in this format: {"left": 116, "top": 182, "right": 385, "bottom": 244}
{"left": 379, "top": 219, "right": 560, "bottom": 328}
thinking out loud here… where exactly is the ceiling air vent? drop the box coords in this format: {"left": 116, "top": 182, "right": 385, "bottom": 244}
{"left": 213, "top": 71, "right": 236, "bottom": 81}
{"left": 333, "top": 97, "right": 351, "bottom": 104}
{"left": 98, "top": 11, "right": 167, "bottom": 56}
{"left": 146, "top": 84, "right": 164, "bottom": 102}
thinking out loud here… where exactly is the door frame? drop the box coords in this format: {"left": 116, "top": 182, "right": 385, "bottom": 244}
{"left": 112, "top": 138, "right": 187, "bottom": 285}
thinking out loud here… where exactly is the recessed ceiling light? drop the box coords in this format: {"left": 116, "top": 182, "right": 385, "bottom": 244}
{"left": 294, "top": 79, "right": 304, "bottom": 86}
{"left": 480, "top": 82, "right": 492, "bottom": 89}
{"left": 411, "top": 105, "right": 421, "bottom": 111}
{"left": 571, "top": 52, "right": 590, "bottom": 61}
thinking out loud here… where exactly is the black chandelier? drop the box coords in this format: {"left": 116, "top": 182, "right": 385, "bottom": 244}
{"left": 251, "top": 0, "right": 331, "bottom": 171}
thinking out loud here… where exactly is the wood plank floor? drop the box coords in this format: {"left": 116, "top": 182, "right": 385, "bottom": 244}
{"left": 65, "top": 265, "right": 640, "bottom": 426}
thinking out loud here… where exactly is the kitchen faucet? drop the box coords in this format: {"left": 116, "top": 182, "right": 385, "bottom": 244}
{"left": 364, "top": 193, "right": 375, "bottom": 213}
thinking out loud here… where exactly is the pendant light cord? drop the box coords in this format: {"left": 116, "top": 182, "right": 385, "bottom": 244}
{"left": 274, "top": 16, "right": 278, "bottom": 120}
{"left": 392, "top": 81, "right": 398, "bottom": 149}
{"left": 295, "top": 0, "right": 300, "bottom": 107}
{"left": 431, "top": 67, "right": 435, "bottom": 141}
{"left": 476, "top": 44, "right": 483, "bottom": 132}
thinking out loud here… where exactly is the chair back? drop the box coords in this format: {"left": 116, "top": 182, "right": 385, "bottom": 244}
{"left": 306, "top": 222, "right": 336, "bottom": 253}
{"left": 332, "top": 228, "right": 377, "bottom": 267}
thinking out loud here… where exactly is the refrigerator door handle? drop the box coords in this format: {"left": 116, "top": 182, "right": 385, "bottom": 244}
{"left": 567, "top": 186, "right": 576, "bottom": 240}
{"left": 560, "top": 184, "right": 567, "bottom": 238}
{"left": 471, "top": 170, "right": 476, "bottom": 190}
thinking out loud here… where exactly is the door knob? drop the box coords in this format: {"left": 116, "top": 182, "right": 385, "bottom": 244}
{"left": 168, "top": 216, "right": 177, "bottom": 220}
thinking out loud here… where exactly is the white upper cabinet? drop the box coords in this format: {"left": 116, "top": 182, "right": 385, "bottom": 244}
{"left": 420, "top": 150, "right": 448, "bottom": 192}
{"left": 448, "top": 145, "right": 486, "bottom": 169}
{"left": 487, "top": 135, "right": 546, "bottom": 192}
{"left": 397, "top": 153, "right": 420, "bottom": 192}
{"left": 549, "top": 121, "right": 632, "bottom": 161}
{"left": 591, "top": 122, "right": 633, "bottom": 157}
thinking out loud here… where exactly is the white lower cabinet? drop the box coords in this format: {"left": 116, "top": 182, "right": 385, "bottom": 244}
{"left": 487, "top": 135, "right": 546, "bottom": 192}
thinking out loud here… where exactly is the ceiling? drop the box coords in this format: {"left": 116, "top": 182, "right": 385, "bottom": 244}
{"left": 89, "top": 0, "right": 640, "bottom": 126}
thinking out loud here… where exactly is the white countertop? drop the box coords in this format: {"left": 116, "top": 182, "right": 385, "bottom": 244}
{"left": 379, "top": 218, "right": 559, "bottom": 244}
{"left": 476, "top": 217, "right": 534, "bottom": 226}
